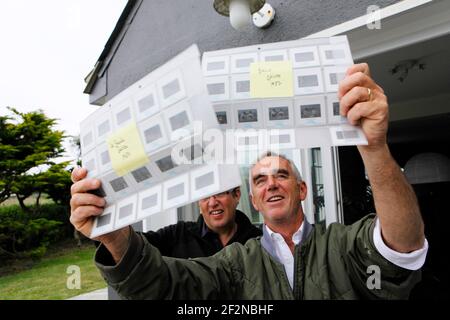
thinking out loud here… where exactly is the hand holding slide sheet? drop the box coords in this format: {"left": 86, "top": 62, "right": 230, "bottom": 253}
{"left": 79, "top": 45, "right": 241, "bottom": 237}
{"left": 202, "top": 35, "right": 368, "bottom": 148}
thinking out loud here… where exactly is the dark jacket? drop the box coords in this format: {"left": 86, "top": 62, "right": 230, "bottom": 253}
{"left": 96, "top": 214, "right": 421, "bottom": 299}
{"left": 141, "top": 209, "right": 262, "bottom": 258}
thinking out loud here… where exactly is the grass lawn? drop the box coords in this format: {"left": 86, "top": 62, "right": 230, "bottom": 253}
{"left": 0, "top": 241, "right": 106, "bottom": 300}
{"left": 0, "top": 194, "right": 54, "bottom": 207}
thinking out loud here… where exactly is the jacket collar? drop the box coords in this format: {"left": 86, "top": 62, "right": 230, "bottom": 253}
{"left": 197, "top": 209, "right": 256, "bottom": 238}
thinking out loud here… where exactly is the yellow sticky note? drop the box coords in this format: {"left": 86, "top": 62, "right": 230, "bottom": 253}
{"left": 107, "top": 122, "right": 149, "bottom": 176}
{"left": 250, "top": 61, "right": 294, "bottom": 98}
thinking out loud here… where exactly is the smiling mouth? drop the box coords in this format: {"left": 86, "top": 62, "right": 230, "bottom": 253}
{"left": 209, "top": 209, "right": 224, "bottom": 216}
{"left": 267, "top": 195, "right": 284, "bottom": 203}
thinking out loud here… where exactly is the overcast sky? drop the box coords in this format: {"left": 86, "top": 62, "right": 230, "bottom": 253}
{"left": 0, "top": 0, "right": 127, "bottom": 158}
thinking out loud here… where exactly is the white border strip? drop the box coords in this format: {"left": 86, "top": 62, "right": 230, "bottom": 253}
{"left": 304, "top": 0, "right": 433, "bottom": 38}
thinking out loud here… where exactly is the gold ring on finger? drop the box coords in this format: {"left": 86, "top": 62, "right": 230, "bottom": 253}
{"left": 367, "top": 88, "right": 372, "bottom": 101}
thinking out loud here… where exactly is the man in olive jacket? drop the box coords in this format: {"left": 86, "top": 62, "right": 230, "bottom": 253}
{"left": 70, "top": 63, "right": 428, "bottom": 299}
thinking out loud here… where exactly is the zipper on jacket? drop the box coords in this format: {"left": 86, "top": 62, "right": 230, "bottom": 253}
{"left": 293, "top": 243, "right": 307, "bottom": 299}
{"left": 292, "top": 245, "right": 300, "bottom": 299}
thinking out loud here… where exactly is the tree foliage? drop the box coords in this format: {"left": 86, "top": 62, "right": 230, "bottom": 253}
{"left": 41, "top": 162, "right": 72, "bottom": 205}
{"left": 0, "top": 107, "right": 68, "bottom": 209}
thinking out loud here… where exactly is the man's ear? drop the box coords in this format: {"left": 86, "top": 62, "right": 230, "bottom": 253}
{"left": 234, "top": 187, "right": 241, "bottom": 201}
{"left": 298, "top": 181, "right": 307, "bottom": 201}
{"left": 250, "top": 194, "right": 260, "bottom": 211}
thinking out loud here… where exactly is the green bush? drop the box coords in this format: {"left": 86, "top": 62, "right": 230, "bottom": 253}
{"left": 0, "top": 204, "right": 69, "bottom": 260}
{"left": 25, "top": 245, "right": 48, "bottom": 261}
{"left": 33, "top": 203, "right": 73, "bottom": 239}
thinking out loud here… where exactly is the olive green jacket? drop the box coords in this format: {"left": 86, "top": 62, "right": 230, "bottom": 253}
{"left": 95, "top": 214, "right": 421, "bottom": 299}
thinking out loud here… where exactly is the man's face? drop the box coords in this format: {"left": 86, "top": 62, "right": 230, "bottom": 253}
{"left": 250, "top": 156, "right": 307, "bottom": 223}
{"left": 198, "top": 188, "right": 241, "bottom": 232}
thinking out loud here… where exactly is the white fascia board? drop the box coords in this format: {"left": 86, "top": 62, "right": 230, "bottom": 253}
{"left": 304, "top": 0, "right": 450, "bottom": 59}
{"left": 305, "top": 0, "right": 433, "bottom": 39}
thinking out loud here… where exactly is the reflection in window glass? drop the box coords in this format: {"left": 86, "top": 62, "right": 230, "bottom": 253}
{"left": 238, "top": 165, "right": 262, "bottom": 224}
{"left": 311, "top": 148, "right": 325, "bottom": 225}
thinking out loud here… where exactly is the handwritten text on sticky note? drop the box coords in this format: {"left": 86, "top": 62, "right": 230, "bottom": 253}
{"left": 250, "top": 61, "right": 294, "bottom": 98}
{"left": 107, "top": 123, "right": 149, "bottom": 176}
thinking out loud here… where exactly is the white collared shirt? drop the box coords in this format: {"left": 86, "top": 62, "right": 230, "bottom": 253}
{"left": 264, "top": 218, "right": 428, "bottom": 289}
{"left": 265, "top": 223, "right": 304, "bottom": 289}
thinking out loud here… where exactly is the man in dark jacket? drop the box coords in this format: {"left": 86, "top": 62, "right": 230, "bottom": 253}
{"left": 70, "top": 63, "right": 428, "bottom": 299}
{"left": 144, "top": 189, "right": 261, "bottom": 258}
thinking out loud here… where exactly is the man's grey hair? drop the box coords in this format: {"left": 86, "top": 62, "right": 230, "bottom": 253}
{"left": 248, "top": 151, "right": 303, "bottom": 195}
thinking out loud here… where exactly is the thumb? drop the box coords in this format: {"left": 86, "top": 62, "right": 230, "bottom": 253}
{"left": 71, "top": 167, "right": 87, "bottom": 183}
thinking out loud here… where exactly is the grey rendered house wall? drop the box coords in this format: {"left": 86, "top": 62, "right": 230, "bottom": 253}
{"left": 89, "top": 0, "right": 401, "bottom": 104}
